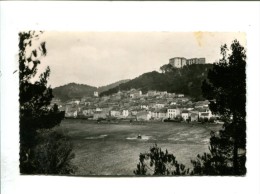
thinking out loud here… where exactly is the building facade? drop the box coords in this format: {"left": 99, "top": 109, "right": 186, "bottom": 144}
{"left": 186, "top": 58, "right": 206, "bottom": 65}
{"left": 169, "top": 57, "right": 206, "bottom": 68}
{"left": 169, "top": 57, "right": 187, "bottom": 68}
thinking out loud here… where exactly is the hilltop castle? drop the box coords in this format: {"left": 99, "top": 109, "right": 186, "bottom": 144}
{"left": 169, "top": 57, "right": 206, "bottom": 68}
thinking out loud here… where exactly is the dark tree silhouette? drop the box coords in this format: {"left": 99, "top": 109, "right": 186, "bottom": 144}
{"left": 197, "top": 39, "right": 246, "bottom": 175}
{"left": 19, "top": 31, "right": 75, "bottom": 174}
{"left": 134, "top": 144, "right": 189, "bottom": 176}
{"left": 191, "top": 131, "right": 234, "bottom": 175}
{"left": 159, "top": 63, "right": 175, "bottom": 73}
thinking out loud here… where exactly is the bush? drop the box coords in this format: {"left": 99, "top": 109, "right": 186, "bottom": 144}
{"left": 190, "top": 131, "right": 236, "bottom": 175}
{"left": 22, "top": 129, "right": 76, "bottom": 175}
{"left": 209, "top": 117, "right": 215, "bottom": 123}
{"left": 34, "top": 130, "right": 76, "bottom": 174}
{"left": 134, "top": 144, "right": 189, "bottom": 176}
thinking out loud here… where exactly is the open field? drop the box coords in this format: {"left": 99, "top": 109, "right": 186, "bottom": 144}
{"left": 56, "top": 119, "right": 222, "bottom": 176}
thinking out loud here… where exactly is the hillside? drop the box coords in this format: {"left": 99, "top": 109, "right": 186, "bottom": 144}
{"left": 97, "top": 79, "right": 130, "bottom": 93}
{"left": 53, "top": 79, "right": 131, "bottom": 102}
{"left": 100, "top": 63, "right": 213, "bottom": 100}
{"left": 53, "top": 83, "right": 97, "bottom": 102}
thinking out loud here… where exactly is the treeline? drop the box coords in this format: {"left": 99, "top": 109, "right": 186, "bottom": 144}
{"left": 100, "top": 63, "right": 213, "bottom": 100}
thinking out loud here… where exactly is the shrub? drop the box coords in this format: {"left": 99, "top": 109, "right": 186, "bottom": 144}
{"left": 134, "top": 144, "right": 189, "bottom": 176}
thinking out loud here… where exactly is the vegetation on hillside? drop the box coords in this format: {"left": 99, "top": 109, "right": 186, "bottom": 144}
{"left": 100, "top": 63, "right": 213, "bottom": 100}
{"left": 19, "top": 31, "right": 75, "bottom": 174}
{"left": 97, "top": 79, "right": 130, "bottom": 93}
{"left": 52, "top": 79, "right": 131, "bottom": 102}
{"left": 53, "top": 83, "right": 97, "bottom": 102}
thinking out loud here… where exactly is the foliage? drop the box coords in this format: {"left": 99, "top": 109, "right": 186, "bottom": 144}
{"left": 21, "top": 129, "right": 76, "bottom": 174}
{"left": 97, "top": 79, "right": 131, "bottom": 93}
{"left": 134, "top": 144, "right": 189, "bottom": 176}
{"left": 191, "top": 131, "right": 234, "bottom": 175}
{"left": 53, "top": 83, "right": 97, "bottom": 102}
{"left": 198, "top": 39, "right": 247, "bottom": 175}
{"left": 159, "top": 63, "right": 174, "bottom": 73}
{"left": 33, "top": 130, "right": 76, "bottom": 174}
{"left": 202, "top": 40, "right": 246, "bottom": 124}
{"left": 19, "top": 31, "right": 75, "bottom": 174}
{"left": 100, "top": 63, "right": 213, "bottom": 100}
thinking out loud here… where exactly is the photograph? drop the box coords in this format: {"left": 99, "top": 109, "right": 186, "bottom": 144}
{"left": 19, "top": 31, "right": 247, "bottom": 176}
{"left": 1, "top": 2, "right": 260, "bottom": 194}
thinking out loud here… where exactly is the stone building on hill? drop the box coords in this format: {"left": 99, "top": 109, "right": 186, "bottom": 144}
{"left": 169, "top": 57, "right": 206, "bottom": 68}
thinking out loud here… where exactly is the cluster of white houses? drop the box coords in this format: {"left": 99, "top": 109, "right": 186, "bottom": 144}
{"left": 52, "top": 89, "right": 217, "bottom": 122}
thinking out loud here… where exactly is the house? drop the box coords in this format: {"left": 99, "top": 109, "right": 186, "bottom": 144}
{"left": 154, "top": 102, "right": 165, "bottom": 108}
{"left": 65, "top": 108, "right": 78, "bottom": 118}
{"left": 122, "top": 109, "right": 129, "bottom": 117}
{"left": 82, "top": 105, "right": 96, "bottom": 116}
{"left": 158, "top": 91, "right": 167, "bottom": 96}
{"left": 130, "top": 107, "right": 142, "bottom": 116}
{"left": 98, "top": 104, "right": 111, "bottom": 114}
{"left": 151, "top": 109, "right": 159, "bottom": 119}
{"left": 67, "top": 99, "right": 80, "bottom": 105}
{"left": 93, "top": 111, "right": 107, "bottom": 120}
{"left": 170, "top": 98, "right": 179, "bottom": 105}
{"left": 101, "top": 96, "right": 110, "bottom": 101}
{"left": 181, "top": 110, "right": 189, "bottom": 121}
{"left": 147, "top": 90, "right": 157, "bottom": 97}
{"left": 94, "top": 91, "right": 99, "bottom": 97}
{"left": 96, "top": 107, "right": 102, "bottom": 112}
{"left": 112, "top": 93, "right": 122, "bottom": 100}
{"left": 167, "top": 106, "right": 181, "bottom": 119}
{"left": 129, "top": 89, "right": 142, "bottom": 99}
{"left": 158, "top": 108, "right": 168, "bottom": 120}
{"left": 198, "top": 108, "right": 213, "bottom": 119}
{"left": 110, "top": 108, "right": 121, "bottom": 117}
{"left": 200, "top": 112, "right": 210, "bottom": 120}
{"left": 136, "top": 111, "right": 151, "bottom": 121}
{"left": 176, "top": 94, "right": 184, "bottom": 98}
{"left": 140, "top": 103, "right": 149, "bottom": 110}
{"left": 195, "top": 100, "right": 210, "bottom": 109}
{"left": 167, "top": 93, "right": 175, "bottom": 98}
{"left": 179, "top": 97, "right": 189, "bottom": 102}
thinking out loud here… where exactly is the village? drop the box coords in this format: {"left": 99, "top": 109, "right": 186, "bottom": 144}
{"left": 51, "top": 88, "right": 219, "bottom": 123}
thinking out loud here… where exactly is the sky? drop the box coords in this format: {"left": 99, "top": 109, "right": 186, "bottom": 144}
{"left": 36, "top": 32, "right": 246, "bottom": 88}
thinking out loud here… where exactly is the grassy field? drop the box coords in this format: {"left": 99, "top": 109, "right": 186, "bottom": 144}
{"left": 56, "top": 119, "right": 222, "bottom": 176}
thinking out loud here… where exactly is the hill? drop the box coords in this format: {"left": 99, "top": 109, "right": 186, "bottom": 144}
{"left": 53, "top": 80, "right": 131, "bottom": 102}
{"left": 52, "top": 83, "right": 97, "bottom": 102}
{"left": 97, "top": 79, "right": 130, "bottom": 93}
{"left": 100, "top": 63, "right": 213, "bottom": 100}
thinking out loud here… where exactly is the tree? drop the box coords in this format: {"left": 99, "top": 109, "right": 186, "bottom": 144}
{"left": 159, "top": 63, "right": 174, "bottom": 73}
{"left": 200, "top": 40, "right": 246, "bottom": 175}
{"left": 191, "top": 131, "right": 234, "bottom": 175}
{"left": 134, "top": 144, "right": 189, "bottom": 176}
{"left": 19, "top": 31, "right": 75, "bottom": 174}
